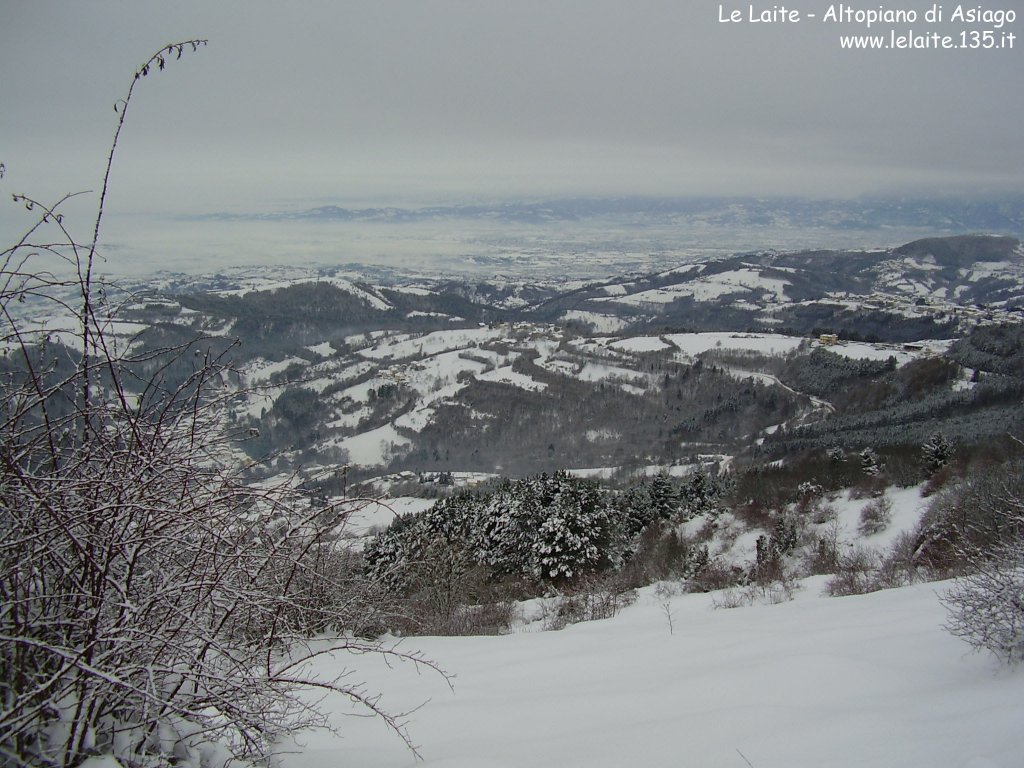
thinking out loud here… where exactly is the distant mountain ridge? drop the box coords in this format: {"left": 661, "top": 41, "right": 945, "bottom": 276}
{"left": 193, "top": 196, "right": 1024, "bottom": 233}
{"left": 160, "top": 234, "right": 1024, "bottom": 346}
{"left": 522, "top": 234, "right": 1024, "bottom": 339}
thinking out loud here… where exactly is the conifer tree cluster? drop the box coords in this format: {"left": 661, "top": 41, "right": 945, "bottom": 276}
{"left": 364, "top": 469, "right": 729, "bottom": 602}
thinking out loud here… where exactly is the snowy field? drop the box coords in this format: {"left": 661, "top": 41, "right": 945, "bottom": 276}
{"left": 277, "top": 579, "right": 1023, "bottom": 768}
{"left": 594, "top": 268, "right": 792, "bottom": 306}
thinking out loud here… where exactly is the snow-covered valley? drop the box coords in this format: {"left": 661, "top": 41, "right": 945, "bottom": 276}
{"left": 7, "top": 232, "right": 1024, "bottom": 768}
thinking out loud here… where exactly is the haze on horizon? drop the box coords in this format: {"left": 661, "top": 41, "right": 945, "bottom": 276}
{"left": 1, "top": 1, "right": 1021, "bottom": 274}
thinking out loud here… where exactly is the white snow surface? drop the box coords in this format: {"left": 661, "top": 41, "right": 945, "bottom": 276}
{"left": 560, "top": 310, "right": 631, "bottom": 334}
{"left": 340, "top": 496, "right": 436, "bottom": 537}
{"left": 306, "top": 342, "right": 335, "bottom": 357}
{"left": 597, "top": 268, "right": 790, "bottom": 307}
{"left": 663, "top": 332, "right": 807, "bottom": 357}
{"left": 478, "top": 366, "right": 548, "bottom": 392}
{"left": 334, "top": 424, "right": 411, "bottom": 466}
{"left": 608, "top": 336, "right": 672, "bottom": 353}
{"left": 358, "top": 328, "right": 505, "bottom": 361}
{"left": 825, "top": 339, "right": 952, "bottom": 364}
{"left": 276, "top": 578, "right": 1023, "bottom": 768}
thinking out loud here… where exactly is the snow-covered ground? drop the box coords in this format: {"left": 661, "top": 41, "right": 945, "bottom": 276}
{"left": 594, "top": 268, "right": 791, "bottom": 307}
{"left": 664, "top": 331, "right": 806, "bottom": 357}
{"left": 826, "top": 338, "right": 953, "bottom": 363}
{"left": 333, "top": 424, "right": 411, "bottom": 467}
{"left": 276, "top": 577, "right": 1022, "bottom": 768}
{"left": 358, "top": 328, "right": 506, "bottom": 361}
{"left": 340, "top": 496, "right": 436, "bottom": 537}
{"left": 560, "top": 310, "right": 631, "bottom": 333}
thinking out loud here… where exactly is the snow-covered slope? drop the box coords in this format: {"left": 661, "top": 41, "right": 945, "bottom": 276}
{"left": 277, "top": 578, "right": 1022, "bottom": 768}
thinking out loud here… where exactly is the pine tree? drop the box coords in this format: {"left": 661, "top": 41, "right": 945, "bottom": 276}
{"left": 649, "top": 472, "right": 679, "bottom": 520}
{"left": 534, "top": 479, "right": 612, "bottom": 582}
{"left": 827, "top": 446, "right": 846, "bottom": 464}
{"left": 860, "top": 447, "right": 882, "bottom": 476}
{"left": 681, "top": 469, "right": 720, "bottom": 519}
{"left": 618, "top": 482, "right": 656, "bottom": 537}
{"left": 921, "top": 431, "right": 953, "bottom": 478}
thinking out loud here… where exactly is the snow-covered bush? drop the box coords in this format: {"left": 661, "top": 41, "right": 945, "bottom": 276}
{"left": 539, "top": 579, "right": 637, "bottom": 631}
{"left": 367, "top": 472, "right": 625, "bottom": 592}
{"left": 858, "top": 496, "right": 893, "bottom": 536}
{"left": 825, "top": 547, "right": 882, "bottom": 596}
{"left": 679, "top": 468, "right": 727, "bottom": 519}
{"left": 647, "top": 472, "right": 679, "bottom": 519}
{"left": 941, "top": 544, "right": 1024, "bottom": 663}
{"left": 939, "top": 454, "right": 1024, "bottom": 663}
{"left": 796, "top": 480, "right": 825, "bottom": 504}
{"left": 910, "top": 457, "right": 1024, "bottom": 575}
{"left": 0, "top": 46, "right": 441, "bottom": 767}
{"left": 533, "top": 477, "right": 614, "bottom": 582}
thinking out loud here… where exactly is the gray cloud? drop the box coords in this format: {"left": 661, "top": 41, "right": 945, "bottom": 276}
{"left": 2, "top": 0, "right": 1021, "bottom": 221}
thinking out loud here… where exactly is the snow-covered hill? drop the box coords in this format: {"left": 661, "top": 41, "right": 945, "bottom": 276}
{"left": 561, "top": 235, "right": 1024, "bottom": 335}
{"left": 20, "top": 234, "right": 1018, "bottom": 484}
{"left": 276, "top": 577, "right": 1022, "bottom": 768}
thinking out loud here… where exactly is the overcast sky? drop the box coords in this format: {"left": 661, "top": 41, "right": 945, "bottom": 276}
{"left": 2, "top": 0, "right": 1022, "bottom": 225}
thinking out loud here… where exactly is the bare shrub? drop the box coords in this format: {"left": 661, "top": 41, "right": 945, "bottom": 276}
{"left": 763, "top": 578, "right": 799, "bottom": 604}
{"left": 850, "top": 473, "right": 888, "bottom": 499}
{"left": 825, "top": 547, "right": 882, "bottom": 596}
{"left": 387, "top": 546, "right": 525, "bottom": 637}
{"left": 921, "top": 462, "right": 956, "bottom": 497}
{"left": 804, "top": 522, "right": 841, "bottom": 575}
{"left": 653, "top": 579, "right": 689, "bottom": 601}
{"left": 541, "top": 578, "right": 637, "bottom": 631}
{"left": 732, "top": 497, "right": 774, "bottom": 531}
{"left": 689, "top": 558, "right": 745, "bottom": 592}
{"left": 874, "top": 531, "right": 919, "bottom": 589}
{"left": 448, "top": 601, "right": 519, "bottom": 636}
{"left": 401, "top": 542, "right": 490, "bottom": 634}
{"left": 810, "top": 502, "right": 838, "bottom": 525}
{"left": 858, "top": 496, "right": 893, "bottom": 536}
{"left": 711, "top": 578, "right": 797, "bottom": 610}
{"left": 910, "top": 458, "right": 1024, "bottom": 576}
{"left": 711, "top": 587, "right": 756, "bottom": 610}
{"left": 619, "top": 522, "right": 709, "bottom": 587}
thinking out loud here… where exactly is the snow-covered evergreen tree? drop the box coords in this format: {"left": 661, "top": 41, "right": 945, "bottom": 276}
{"left": 921, "top": 431, "right": 953, "bottom": 477}
{"left": 680, "top": 468, "right": 726, "bottom": 519}
{"left": 484, "top": 476, "right": 570, "bottom": 577}
{"left": 648, "top": 472, "right": 679, "bottom": 520}
{"left": 530, "top": 473, "right": 614, "bottom": 581}
{"left": 617, "top": 482, "right": 657, "bottom": 537}
{"left": 860, "top": 447, "right": 882, "bottom": 476}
